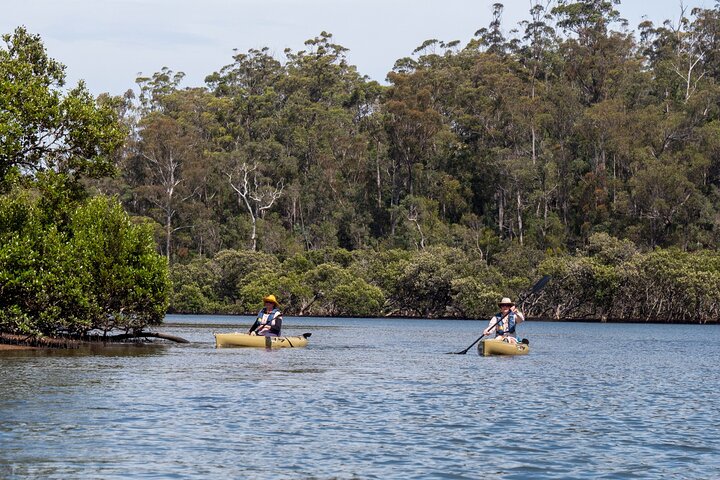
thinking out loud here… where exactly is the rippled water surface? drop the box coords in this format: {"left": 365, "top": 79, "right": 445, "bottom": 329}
{"left": 1, "top": 317, "right": 719, "bottom": 479}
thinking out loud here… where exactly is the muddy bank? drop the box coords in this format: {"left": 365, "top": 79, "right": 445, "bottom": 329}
{"left": 0, "top": 343, "right": 38, "bottom": 351}
{"left": 0, "top": 332, "right": 84, "bottom": 349}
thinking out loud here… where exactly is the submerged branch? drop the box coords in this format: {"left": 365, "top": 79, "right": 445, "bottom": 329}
{"left": 107, "top": 332, "right": 190, "bottom": 343}
{"left": 0, "top": 331, "right": 190, "bottom": 349}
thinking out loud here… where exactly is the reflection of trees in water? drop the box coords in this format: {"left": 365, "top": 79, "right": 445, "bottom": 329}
{"left": 0, "top": 342, "right": 166, "bottom": 359}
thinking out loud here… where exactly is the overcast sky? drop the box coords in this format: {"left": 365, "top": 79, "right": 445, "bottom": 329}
{"left": 2, "top": 0, "right": 712, "bottom": 96}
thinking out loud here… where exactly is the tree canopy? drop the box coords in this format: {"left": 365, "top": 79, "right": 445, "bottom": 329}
{"left": 5, "top": 1, "right": 720, "bottom": 325}
{"left": 0, "top": 27, "right": 169, "bottom": 337}
{"left": 0, "top": 27, "right": 125, "bottom": 187}
{"left": 85, "top": 4, "right": 720, "bottom": 263}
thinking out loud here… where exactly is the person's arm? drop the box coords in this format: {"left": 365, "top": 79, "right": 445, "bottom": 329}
{"left": 248, "top": 319, "right": 260, "bottom": 334}
{"left": 483, "top": 316, "right": 498, "bottom": 336}
{"left": 512, "top": 306, "right": 525, "bottom": 324}
{"left": 269, "top": 313, "right": 283, "bottom": 335}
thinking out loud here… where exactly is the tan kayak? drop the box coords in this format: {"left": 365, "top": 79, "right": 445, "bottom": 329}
{"left": 478, "top": 338, "right": 530, "bottom": 356}
{"left": 214, "top": 332, "right": 310, "bottom": 348}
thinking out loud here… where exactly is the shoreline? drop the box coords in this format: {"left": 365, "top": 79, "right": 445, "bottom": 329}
{"left": 166, "top": 313, "right": 720, "bottom": 325}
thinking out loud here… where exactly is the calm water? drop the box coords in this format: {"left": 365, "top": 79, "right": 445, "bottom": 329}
{"left": 1, "top": 316, "right": 719, "bottom": 479}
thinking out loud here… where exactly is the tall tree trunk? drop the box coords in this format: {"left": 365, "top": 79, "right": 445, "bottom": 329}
{"left": 517, "top": 191, "right": 524, "bottom": 246}
{"left": 227, "top": 163, "right": 283, "bottom": 252}
{"left": 407, "top": 156, "right": 414, "bottom": 196}
{"left": 250, "top": 215, "right": 258, "bottom": 251}
{"left": 531, "top": 74, "right": 537, "bottom": 167}
{"left": 498, "top": 189, "right": 505, "bottom": 239}
{"left": 612, "top": 153, "right": 616, "bottom": 207}
{"left": 376, "top": 140, "right": 383, "bottom": 208}
{"left": 165, "top": 213, "right": 172, "bottom": 262}
{"left": 543, "top": 197, "right": 549, "bottom": 242}
{"left": 299, "top": 197, "right": 310, "bottom": 250}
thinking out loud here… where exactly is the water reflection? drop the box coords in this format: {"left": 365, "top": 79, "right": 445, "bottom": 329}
{"left": 0, "top": 343, "right": 166, "bottom": 359}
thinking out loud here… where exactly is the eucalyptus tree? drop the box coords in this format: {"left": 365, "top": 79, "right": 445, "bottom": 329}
{"left": 552, "top": 0, "right": 632, "bottom": 106}
{"left": 623, "top": 8, "right": 720, "bottom": 247}
{"left": 517, "top": 0, "right": 558, "bottom": 163}
{"left": 136, "top": 67, "right": 186, "bottom": 113}
{"left": 383, "top": 74, "right": 442, "bottom": 202}
{"left": 690, "top": 6, "right": 720, "bottom": 83}
{"left": 473, "top": 3, "right": 509, "bottom": 56}
{"left": 642, "top": 6, "right": 713, "bottom": 105}
{"left": 206, "top": 47, "right": 292, "bottom": 250}
{"left": 280, "top": 32, "right": 380, "bottom": 249}
{"left": 384, "top": 44, "right": 450, "bottom": 236}
{"left": 513, "top": 1, "right": 566, "bottom": 247}
{"left": 227, "top": 161, "right": 284, "bottom": 251}
{"left": 124, "top": 70, "right": 221, "bottom": 262}
{"left": 135, "top": 111, "right": 200, "bottom": 261}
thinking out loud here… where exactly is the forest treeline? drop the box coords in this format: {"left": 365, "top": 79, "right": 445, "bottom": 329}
{"left": 103, "top": 1, "right": 720, "bottom": 258}
{"left": 95, "top": 1, "right": 720, "bottom": 322}
{"left": 4, "top": 0, "right": 720, "bottom": 332}
{"left": 170, "top": 235, "right": 720, "bottom": 323}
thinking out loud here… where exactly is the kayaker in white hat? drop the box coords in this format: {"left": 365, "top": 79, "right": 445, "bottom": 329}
{"left": 483, "top": 297, "right": 525, "bottom": 344}
{"left": 249, "top": 294, "right": 283, "bottom": 337}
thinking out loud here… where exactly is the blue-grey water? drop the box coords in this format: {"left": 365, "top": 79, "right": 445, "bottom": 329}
{"left": 1, "top": 316, "right": 719, "bottom": 479}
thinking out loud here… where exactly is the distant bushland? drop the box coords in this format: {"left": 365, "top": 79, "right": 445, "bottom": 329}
{"left": 168, "top": 236, "right": 720, "bottom": 323}
{"left": 7, "top": 0, "right": 720, "bottom": 333}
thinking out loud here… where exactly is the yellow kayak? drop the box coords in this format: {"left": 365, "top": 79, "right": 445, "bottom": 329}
{"left": 478, "top": 338, "right": 530, "bottom": 356}
{"left": 214, "top": 332, "right": 310, "bottom": 348}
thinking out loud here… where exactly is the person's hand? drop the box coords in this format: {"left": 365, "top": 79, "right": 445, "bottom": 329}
{"left": 510, "top": 306, "right": 517, "bottom": 313}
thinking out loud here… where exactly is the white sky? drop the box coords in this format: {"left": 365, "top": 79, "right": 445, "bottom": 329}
{"left": 2, "top": 0, "right": 712, "bottom": 96}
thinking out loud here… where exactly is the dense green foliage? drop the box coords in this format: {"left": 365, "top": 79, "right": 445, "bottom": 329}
{"left": 168, "top": 246, "right": 510, "bottom": 318}
{"left": 0, "top": 27, "right": 170, "bottom": 336}
{"left": 83, "top": 1, "right": 720, "bottom": 322}
{"left": 538, "top": 233, "right": 720, "bottom": 322}
{"left": 0, "top": 28, "right": 125, "bottom": 185}
{"left": 97, "top": 4, "right": 720, "bottom": 262}
{"left": 0, "top": 186, "right": 170, "bottom": 335}
{"left": 168, "top": 238, "right": 720, "bottom": 323}
{"left": 6, "top": 1, "right": 720, "bottom": 325}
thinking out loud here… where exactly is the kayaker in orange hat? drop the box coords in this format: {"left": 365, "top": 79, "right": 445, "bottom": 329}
{"left": 483, "top": 297, "right": 525, "bottom": 344}
{"left": 248, "top": 294, "right": 283, "bottom": 337}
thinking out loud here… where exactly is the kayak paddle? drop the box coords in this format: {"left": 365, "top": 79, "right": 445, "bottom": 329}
{"left": 447, "top": 275, "right": 550, "bottom": 354}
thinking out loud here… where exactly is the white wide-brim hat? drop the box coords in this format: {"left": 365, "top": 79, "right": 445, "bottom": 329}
{"left": 498, "top": 297, "right": 515, "bottom": 306}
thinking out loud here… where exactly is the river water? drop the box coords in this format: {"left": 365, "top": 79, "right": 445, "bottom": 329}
{"left": 1, "top": 316, "right": 719, "bottom": 479}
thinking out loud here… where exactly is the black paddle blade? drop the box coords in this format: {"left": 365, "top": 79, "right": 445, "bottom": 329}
{"left": 446, "top": 334, "right": 485, "bottom": 354}
{"left": 302, "top": 332, "right": 312, "bottom": 338}
{"left": 530, "top": 275, "right": 551, "bottom": 294}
